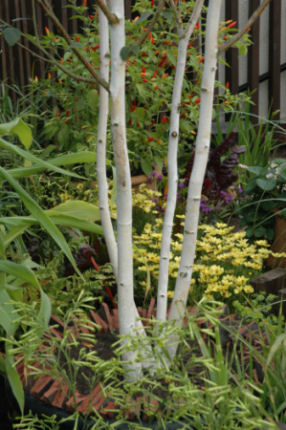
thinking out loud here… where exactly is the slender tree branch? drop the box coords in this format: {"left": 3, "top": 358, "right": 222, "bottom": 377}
{"left": 35, "top": 0, "right": 109, "bottom": 91}
{"left": 0, "top": 17, "right": 98, "bottom": 85}
{"left": 184, "top": 0, "right": 205, "bottom": 38}
{"left": 220, "top": 0, "right": 272, "bottom": 52}
{"left": 96, "top": 0, "right": 119, "bottom": 25}
{"left": 137, "top": 0, "right": 165, "bottom": 48}
{"left": 17, "top": 42, "right": 97, "bottom": 85}
{"left": 169, "top": 0, "right": 183, "bottom": 28}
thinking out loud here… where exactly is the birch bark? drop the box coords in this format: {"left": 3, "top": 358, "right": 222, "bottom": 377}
{"left": 156, "top": 0, "right": 205, "bottom": 322}
{"left": 96, "top": 2, "right": 118, "bottom": 279}
{"left": 109, "top": 0, "right": 141, "bottom": 380}
{"left": 167, "top": 0, "right": 223, "bottom": 359}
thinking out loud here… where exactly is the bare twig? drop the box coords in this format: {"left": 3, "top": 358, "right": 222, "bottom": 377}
{"left": 137, "top": 0, "right": 165, "bottom": 47}
{"left": 0, "top": 16, "right": 97, "bottom": 85}
{"left": 36, "top": 0, "right": 109, "bottom": 91}
{"left": 169, "top": 0, "right": 183, "bottom": 28}
{"left": 17, "top": 42, "right": 97, "bottom": 85}
{"left": 96, "top": 0, "right": 119, "bottom": 25}
{"left": 220, "top": 0, "right": 272, "bottom": 52}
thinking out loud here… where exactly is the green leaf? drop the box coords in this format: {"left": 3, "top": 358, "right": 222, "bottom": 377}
{"left": 0, "top": 137, "right": 82, "bottom": 179}
{"left": 39, "top": 290, "right": 52, "bottom": 327}
{"left": 141, "top": 158, "right": 152, "bottom": 177}
{"left": 5, "top": 352, "right": 24, "bottom": 414}
{"left": 0, "top": 215, "right": 103, "bottom": 247}
{"left": 0, "top": 290, "right": 17, "bottom": 336}
{"left": 0, "top": 168, "right": 80, "bottom": 276}
{"left": 87, "top": 89, "right": 99, "bottom": 111}
{"left": 0, "top": 118, "right": 32, "bottom": 149}
{"left": 256, "top": 177, "right": 276, "bottom": 191}
{"left": 120, "top": 46, "right": 132, "bottom": 61}
{"left": 8, "top": 151, "right": 98, "bottom": 179}
{"left": 46, "top": 200, "right": 100, "bottom": 222}
{"left": 245, "top": 166, "right": 265, "bottom": 175}
{"left": 0, "top": 260, "right": 40, "bottom": 289}
{"left": 154, "top": 155, "right": 163, "bottom": 171}
{"left": 3, "top": 27, "right": 21, "bottom": 46}
{"left": 136, "top": 11, "right": 152, "bottom": 23}
{"left": 254, "top": 226, "right": 267, "bottom": 238}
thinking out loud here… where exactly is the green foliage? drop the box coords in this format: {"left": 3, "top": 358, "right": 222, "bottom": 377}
{"left": 22, "top": 0, "right": 250, "bottom": 175}
{"left": 236, "top": 158, "right": 286, "bottom": 241}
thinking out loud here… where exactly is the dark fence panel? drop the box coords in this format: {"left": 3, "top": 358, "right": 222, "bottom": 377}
{"left": 0, "top": 0, "right": 285, "bottom": 120}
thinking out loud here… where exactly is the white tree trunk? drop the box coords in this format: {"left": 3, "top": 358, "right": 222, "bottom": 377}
{"left": 167, "top": 0, "right": 223, "bottom": 359}
{"left": 109, "top": 0, "right": 142, "bottom": 380}
{"left": 156, "top": 0, "right": 205, "bottom": 322}
{"left": 96, "top": 2, "right": 118, "bottom": 280}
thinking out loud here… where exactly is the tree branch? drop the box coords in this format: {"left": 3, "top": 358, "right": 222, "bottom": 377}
{"left": 17, "top": 42, "right": 98, "bottom": 85}
{"left": 35, "top": 0, "right": 109, "bottom": 91}
{"left": 169, "top": 0, "right": 183, "bottom": 28}
{"left": 137, "top": 0, "right": 165, "bottom": 47}
{"left": 96, "top": 0, "right": 119, "bottom": 25}
{"left": 220, "top": 0, "right": 272, "bottom": 52}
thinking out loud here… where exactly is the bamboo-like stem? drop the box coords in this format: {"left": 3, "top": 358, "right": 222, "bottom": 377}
{"left": 156, "top": 0, "right": 205, "bottom": 323}
{"left": 167, "top": 0, "right": 222, "bottom": 359}
{"left": 35, "top": 0, "right": 109, "bottom": 91}
{"left": 109, "top": 0, "right": 142, "bottom": 380}
{"left": 220, "top": 0, "right": 272, "bottom": 52}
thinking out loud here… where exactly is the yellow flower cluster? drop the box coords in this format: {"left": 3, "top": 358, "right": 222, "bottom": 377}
{"left": 132, "top": 184, "right": 162, "bottom": 214}
{"left": 133, "top": 217, "right": 278, "bottom": 303}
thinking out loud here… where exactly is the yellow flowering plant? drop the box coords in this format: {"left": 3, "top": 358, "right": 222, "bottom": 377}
{"left": 133, "top": 202, "right": 285, "bottom": 306}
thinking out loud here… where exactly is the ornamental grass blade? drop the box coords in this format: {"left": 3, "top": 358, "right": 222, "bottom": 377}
{"left": 8, "top": 151, "right": 98, "bottom": 179}
{"left": 0, "top": 168, "right": 80, "bottom": 276}
{"left": 46, "top": 200, "right": 101, "bottom": 222}
{"left": 0, "top": 137, "right": 82, "bottom": 179}
{"left": 5, "top": 352, "right": 24, "bottom": 414}
{"left": 0, "top": 260, "right": 51, "bottom": 327}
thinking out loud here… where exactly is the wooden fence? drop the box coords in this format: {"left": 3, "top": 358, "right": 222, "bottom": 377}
{"left": 0, "top": 0, "right": 285, "bottom": 121}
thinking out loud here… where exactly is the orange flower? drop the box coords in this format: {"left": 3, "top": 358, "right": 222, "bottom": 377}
{"left": 161, "top": 115, "right": 168, "bottom": 123}
{"left": 82, "top": 0, "right": 87, "bottom": 6}
{"left": 228, "top": 20, "right": 237, "bottom": 28}
{"left": 162, "top": 73, "right": 169, "bottom": 79}
{"left": 225, "top": 81, "right": 230, "bottom": 89}
{"left": 45, "top": 27, "right": 50, "bottom": 36}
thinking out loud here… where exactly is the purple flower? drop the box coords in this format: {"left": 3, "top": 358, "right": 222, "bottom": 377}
{"left": 157, "top": 174, "right": 163, "bottom": 180}
{"left": 151, "top": 171, "right": 157, "bottom": 177}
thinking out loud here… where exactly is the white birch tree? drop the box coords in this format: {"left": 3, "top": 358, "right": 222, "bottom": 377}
{"left": 27, "top": 0, "right": 266, "bottom": 380}
{"left": 167, "top": 0, "right": 223, "bottom": 359}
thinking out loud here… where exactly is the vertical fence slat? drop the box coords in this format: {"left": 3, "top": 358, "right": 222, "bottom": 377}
{"left": 269, "top": 0, "right": 281, "bottom": 119}
{"left": 20, "top": 0, "right": 32, "bottom": 84}
{"left": 124, "top": 0, "right": 132, "bottom": 19}
{"left": 0, "top": 0, "right": 8, "bottom": 86}
{"left": 15, "top": 0, "right": 25, "bottom": 92}
{"left": 248, "top": 0, "right": 260, "bottom": 117}
{"left": 225, "top": 0, "right": 239, "bottom": 94}
{"left": 4, "top": 0, "right": 16, "bottom": 91}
